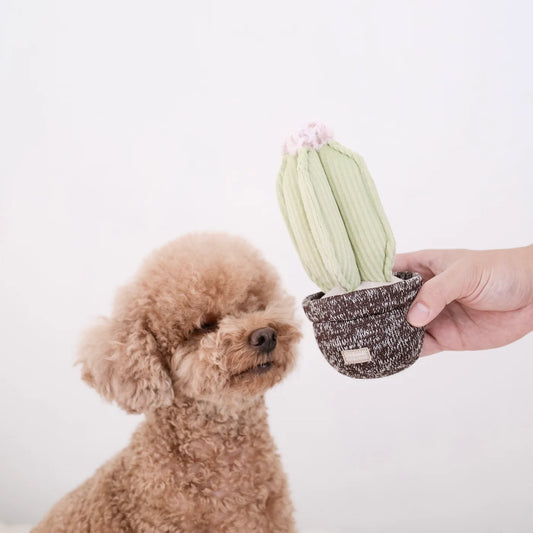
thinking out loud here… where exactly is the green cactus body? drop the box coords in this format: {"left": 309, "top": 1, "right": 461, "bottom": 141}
{"left": 277, "top": 124, "right": 395, "bottom": 293}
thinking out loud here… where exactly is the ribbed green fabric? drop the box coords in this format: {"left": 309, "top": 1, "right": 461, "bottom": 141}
{"left": 277, "top": 140, "right": 395, "bottom": 292}
{"left": 277, "top": 155, "right": 337, "bottom": 290}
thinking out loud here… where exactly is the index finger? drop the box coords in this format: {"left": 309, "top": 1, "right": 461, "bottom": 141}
{"left": 393, "top": 251, "right": 437, "bottom": 282}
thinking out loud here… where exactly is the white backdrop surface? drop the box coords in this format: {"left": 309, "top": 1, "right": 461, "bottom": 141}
{"left": 1, "top": 1, "right": 533, "bottom": 531}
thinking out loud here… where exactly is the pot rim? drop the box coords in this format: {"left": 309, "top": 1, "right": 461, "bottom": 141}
{"left": 302, "top": 271, "right": 422, "bottom": 323}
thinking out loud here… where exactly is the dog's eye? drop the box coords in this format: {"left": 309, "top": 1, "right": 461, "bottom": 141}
{"left": 199, "top": 316, "right": 218, "bottom": 331}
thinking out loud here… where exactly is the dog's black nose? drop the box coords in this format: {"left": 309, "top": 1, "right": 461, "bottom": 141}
{"left": 249, "top": 327, "right": 277, "bottom": 353}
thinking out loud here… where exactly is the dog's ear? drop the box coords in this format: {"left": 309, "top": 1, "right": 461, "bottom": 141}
{"left": 76, "top": 315, "right": 174, "bottom": 414}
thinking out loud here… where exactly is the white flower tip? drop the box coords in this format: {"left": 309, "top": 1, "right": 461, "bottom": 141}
{"left": 282, "top": 122, "right": 334, "bottom": 155}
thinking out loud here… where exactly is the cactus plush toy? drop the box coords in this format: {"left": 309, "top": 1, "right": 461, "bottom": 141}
{"left": 277, "top": 123, "right": 424, "bottom": 378}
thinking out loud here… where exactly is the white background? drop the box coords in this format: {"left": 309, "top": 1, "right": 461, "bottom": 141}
{"left": 1, "top": 1, "right": 533, "bottom": 531}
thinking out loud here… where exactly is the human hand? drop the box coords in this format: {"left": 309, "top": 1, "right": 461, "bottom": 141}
{"left": 393, "top": 246, "right": 533, "bottom": 356}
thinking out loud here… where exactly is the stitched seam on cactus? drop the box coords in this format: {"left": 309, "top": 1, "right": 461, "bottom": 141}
{"left": 321, "top": 141, "right": 376, "bottom": 281}
{"left": 298, "top": 148, "right": 355, "bottom": 291}
{"left": 344, "top": 149, "right": 391, "bottom": 281}
{"left": 316, "top": 146, "right": 363, "bottom": 282}
{"left": 327, "top": 140, "right": 395, "bottom": 282}
{"left": 320, "top": 142, "right": 387, "bottom": 282}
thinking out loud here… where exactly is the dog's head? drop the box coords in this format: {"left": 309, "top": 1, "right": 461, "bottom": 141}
{"left": 77, "top": 233, "right": 301, "bottom": 413}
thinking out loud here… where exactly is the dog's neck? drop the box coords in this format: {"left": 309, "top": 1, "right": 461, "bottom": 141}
{"left": 153, "top": 394, "right": 266, "bottom": 424}
{"left": 141, "top": 394, "right": 269, "bottom": 457}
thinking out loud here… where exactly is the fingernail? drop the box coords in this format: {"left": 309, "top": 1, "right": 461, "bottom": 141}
{"left": 408, "top": 302, "right": 430, "bottom": 326}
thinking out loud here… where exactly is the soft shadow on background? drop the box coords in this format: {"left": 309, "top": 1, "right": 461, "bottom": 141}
{"left": 1, "top": 1, "right": 532, "bottom": 531}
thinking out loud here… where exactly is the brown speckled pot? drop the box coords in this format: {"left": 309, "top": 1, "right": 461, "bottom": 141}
{"left": 302, "top": 272, "right": 424, "bottom": 379}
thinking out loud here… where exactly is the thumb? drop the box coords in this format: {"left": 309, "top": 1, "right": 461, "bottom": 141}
{"left": 407, "top": 263, "right": 474, "bottom": 327}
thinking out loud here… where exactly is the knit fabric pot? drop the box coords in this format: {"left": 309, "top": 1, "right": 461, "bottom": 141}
{"left": 302, "top": 272, "right": 424, "bottom": 379}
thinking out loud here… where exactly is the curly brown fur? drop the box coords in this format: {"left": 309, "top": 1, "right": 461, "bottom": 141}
{"left": 32, "top": 233, "right": 301, "bottom": 533}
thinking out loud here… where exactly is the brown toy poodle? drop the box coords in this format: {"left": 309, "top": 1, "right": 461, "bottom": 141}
{"left": 32, "top": 233, "right": 302, "bottom": 533}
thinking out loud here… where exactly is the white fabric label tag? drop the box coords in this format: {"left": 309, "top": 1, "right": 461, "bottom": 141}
{"left": 342, "top": 347, "right": 371, "bottom": 365}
